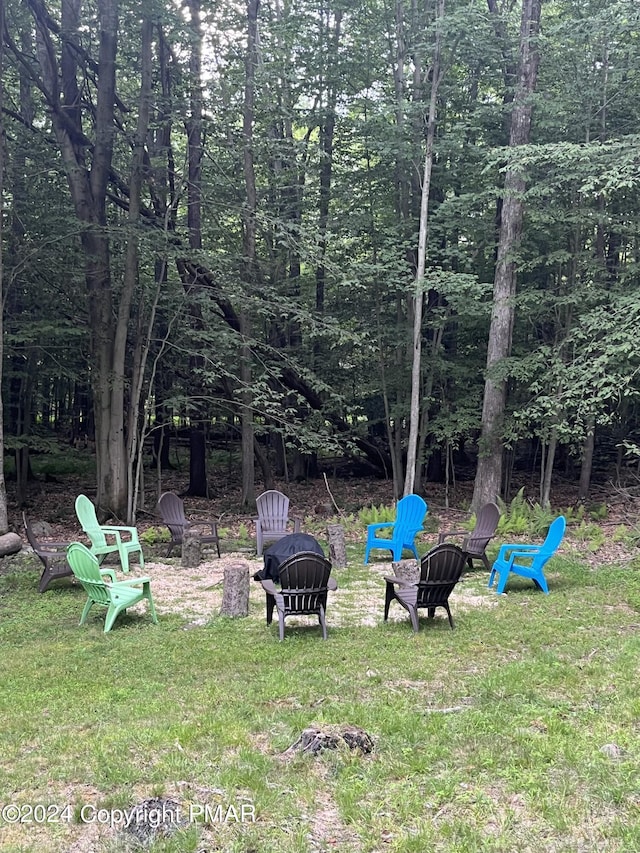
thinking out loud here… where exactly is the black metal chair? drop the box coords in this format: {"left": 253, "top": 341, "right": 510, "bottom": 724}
{"left": 260, "top": 552, "right": 337, "bottom": 640}
{"left": 384, "top": 543, "right": 466, "bottom": 631}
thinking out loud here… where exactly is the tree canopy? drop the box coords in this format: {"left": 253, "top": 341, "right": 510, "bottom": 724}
{"left": 2, "top": 0, "right": 640, "bottom": 522}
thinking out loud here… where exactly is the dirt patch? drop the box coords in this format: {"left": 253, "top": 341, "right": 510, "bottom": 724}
{"left": 126, "top": 553, "right": 496, "bottom": 628}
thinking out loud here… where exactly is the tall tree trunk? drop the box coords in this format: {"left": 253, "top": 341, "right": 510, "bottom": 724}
{"left": 240, "top": 0, "right": 259, "bottom": 507}
{"left": 7, "top": 30, "right": 35, "bottom": 506}
{"left": 183, "top": 0, "right": 209, "bottom": 497}
{"left": 0, "top": 0, "right": 8, "bottom": 532}
{"left": 472, "top": 0, "right": 542, "bottom": 511}
{"left": 314, "top": 6, "right": 342, "bottom": 319}
{"left": 404, "top": 0, "right": 444, "bottom": 496}
{"left": 125, "top": 15, "right": 153, "bottom": 520}
{"left": 578, "top": 419, "right": 595, "bottom": 501}
{"left": 29, "top": 0, "right": 126, "bottom": 518}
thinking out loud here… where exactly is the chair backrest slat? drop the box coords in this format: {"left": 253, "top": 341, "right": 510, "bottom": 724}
{"left": 278, "top": 552, "right": 332, "bottom": 614}
{"left": 540, "top": 516, "right": 566, "bottom": 557}
{"left": 67, "top": 542, "right": 112, "bottom": 605}
{"left": 75, "top": 495, "right": 108, "bottom": 548}
{"left": 157, "top": 492, "right": 188, "bottom": 536}
{"left": 417, "top": 543, "right": 466, "bottom": 608}
{"left": 466, "top": 502, "right": 500, "bottom": 552}
{"left": 256, "top": 490, "right": 290, "bottom": 531}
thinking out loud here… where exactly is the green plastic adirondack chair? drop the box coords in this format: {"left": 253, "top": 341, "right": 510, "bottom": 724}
{"left": 66, "top": 542, "right": 158, "bottom": 633}
{"left": 74, "top": 494, "right": 144, "bottom": 573}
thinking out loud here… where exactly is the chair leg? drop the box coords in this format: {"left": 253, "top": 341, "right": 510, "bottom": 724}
{"left": 384, "top": 583, "right": 395, "bottom": 621}
{"left": 495, "top": 571, "right": 510, "bottom": 594}
{"left": 318, "top": 605, "right": 327, "bottom": 640}
{"left": 408, "top": 606, "right": 419, "bottom": 633}
{"left": 104, "top": 605, "right": 124, "bottom": 633}
{"left": 266, "top": 594, "right": 275, "bottom": 625}
{"left": 533, "top": 573, "right": 549, "bottom": 594}
{"left": 120, "top": 549, "right": 130, "bottom": 573}
{"left": 488, "top": 567, "right": 497, "bottom": 588}
{"left": 481, "top": 553, "right": 492, "bottom": 572}
{"left": 79, "top": 598, "right": 94, "bottom": 626}
{"left": 444, "top": 603, "right": 455, "bottom": 629}
{"left": 144, "top": 583, "right": 158, "bottom": 623}
{"left": 278, "top": 612, "right": 285, "bottom": 641}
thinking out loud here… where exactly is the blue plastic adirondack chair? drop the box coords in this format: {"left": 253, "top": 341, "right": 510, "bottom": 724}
{"left": 364, "top": 494, "right": 428, "bottom": 563}
{"left": 488, "top": 515, "right": 566, "bottom": 594}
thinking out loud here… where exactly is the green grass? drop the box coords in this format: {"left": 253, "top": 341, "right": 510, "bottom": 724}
{"left": 1, "top": 546, "right": 639, "bottom": 852}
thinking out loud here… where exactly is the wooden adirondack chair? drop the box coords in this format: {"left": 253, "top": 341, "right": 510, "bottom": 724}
{"left": 364, "top": 494, "right": 428, "bottom": 563}
{"left": 260, "top": 551, "right": 337, "bottom": 640}
{"left": 488, "top": 516, "right": 566, "bottom": 594}
{"left": 438, "top": 501, "right": 500, "bottom": 571}
{"left": 23, "top": 512, "right": 73, "bottom": 593}
{"left": 384, "top": 543, "right": 466, "bottom": 631}
{"left": 157, "top": 492, "right": 221, "bottom": 558}
{"left": 254, "top": 490, "right": 301, "bottom": 556}
{"left": 74, "top": 494, "right": 144, "bottom": 573}
{"left": 66, "top": 542, "right": 158, "bottom": 633}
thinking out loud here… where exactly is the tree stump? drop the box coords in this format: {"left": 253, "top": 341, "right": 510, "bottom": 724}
{"left": 181, "top": 529, "right": 202, "bottom": 568}
{"left": 284, "top": 724, "right": 375, "bottom": 756}
{"left": 0, "top": 532, "right": 22, "bottom": 557}
{"left": 220, "top": 560, "right": 250, "bottom": 617}
{"left": 327, "top": 524, "right": 347, "bottom": 567}
{"left": 391, "top": 558, "right": 419, "bottom": 583}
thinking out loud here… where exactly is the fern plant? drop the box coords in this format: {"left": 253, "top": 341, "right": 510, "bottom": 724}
{"left": 358, "top": 503, "right": 397, "bottom": 527}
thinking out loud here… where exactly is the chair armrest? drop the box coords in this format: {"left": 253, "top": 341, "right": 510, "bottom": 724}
{"left": 368, "top": 522, "right": 394, "bottom": 533}
{"left": 437, "top": 529, "right": 467, "bottom": 544}
{"left": 100, "top": 569, "right": 117, "bottom": 582}
{"left": 384, "top": 575, "right": 415, "bottom": 588}
{"left": 328, "top": 577, "right": 338, "bottom": 591}
{"left": 495, "top": 543, "right": 540, "bottom": 561}
{"left": 99, "top": 527, "right": 124, "bottom": 544}
{"left": 260, "top": 579, "right": 278, "bottom": 596}
{"left": 497, "top": 550, "right": 537, "bottom": 570}
{"left": 115, "top": 576, "right": 151, "bottom": 587}
{"left": 41, "top": 543, "right": 71, "bottom": 555}
{"left": 101, "top": 526, "right": 139, "bottom": 544}
{"left": 186, "top": 520, "right": 218, "bottom": 535}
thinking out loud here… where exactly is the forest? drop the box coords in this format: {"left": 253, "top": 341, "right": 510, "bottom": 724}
{"left": 1, "top": 0, "right": 639, "bottom": 525}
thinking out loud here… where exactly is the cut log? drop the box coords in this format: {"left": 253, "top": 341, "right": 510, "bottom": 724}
{"left": 0, "top": 532, "right": 22, "bottom": 557}
{"left": 220, "top": 560, "right": 250, "bottom": 617}
{"left": 327, "top": 524, "right": 347, "bottom": 567}
{"left": 181, "top": 529, "right": 202, "bottom": 568}
{"left": 391, "top": 558, "right": 419, "bottom": 583}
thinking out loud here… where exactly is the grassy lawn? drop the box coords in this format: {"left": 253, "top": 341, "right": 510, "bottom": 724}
{"left": 0, "top": 541, "right": 639, "bottom": 852}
